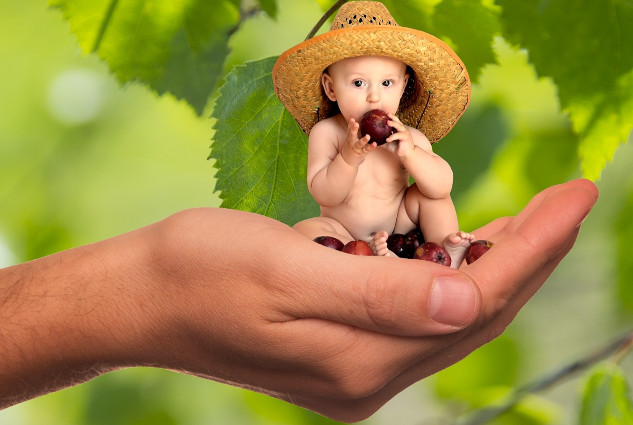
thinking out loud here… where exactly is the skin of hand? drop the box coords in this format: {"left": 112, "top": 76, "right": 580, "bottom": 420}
{"left": 385, "top": 113, "right": 415, "bottom": 158}
{"left": 340, "top": 117, "right": 376, "bottom": 168}
{"left": 0, "top": 179, "right": 598, "bottom": 423}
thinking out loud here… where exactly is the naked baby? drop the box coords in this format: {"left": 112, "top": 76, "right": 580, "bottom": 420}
{"left": 273, "top": 1, "right": 474, "bottom": 267}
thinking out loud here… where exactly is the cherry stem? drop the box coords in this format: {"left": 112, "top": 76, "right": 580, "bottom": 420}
{"left": 305, "top": 0, "right": 349, "bottom": 40}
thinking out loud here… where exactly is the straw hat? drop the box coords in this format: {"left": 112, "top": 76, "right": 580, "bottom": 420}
{"left": 272, "top": 1, "right": 470, "bottom": 143}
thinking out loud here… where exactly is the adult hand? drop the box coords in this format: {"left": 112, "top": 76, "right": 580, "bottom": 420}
{"left": 0, "top": 179, "right": 598, "bottom": 423}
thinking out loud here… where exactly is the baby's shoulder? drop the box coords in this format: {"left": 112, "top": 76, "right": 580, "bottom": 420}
{"left": 312, "top": 115, "right": 341, "bottom": 132}
{"left": 309, "top": 115, "right": 345, "bottom": 143}
{"left": 406, "top": 125, "right": 432, "bottom": 149}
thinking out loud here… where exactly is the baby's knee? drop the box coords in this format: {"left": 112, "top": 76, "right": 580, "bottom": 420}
{"left": 403, "top": 185, "right": 427, "bottom": 219}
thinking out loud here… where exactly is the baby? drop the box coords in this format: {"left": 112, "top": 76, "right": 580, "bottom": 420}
{"left": 273, "top": 1, "right": 474, "bottom": 266}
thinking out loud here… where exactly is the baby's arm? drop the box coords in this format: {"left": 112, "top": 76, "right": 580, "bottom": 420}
{"left": 386, "top": 114, "right": 453, "bottom": 199}
{"left": 307, "top": 117, "right": 375, "bottom": 206}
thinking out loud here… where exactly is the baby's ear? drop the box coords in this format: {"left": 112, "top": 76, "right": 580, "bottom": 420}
{"left": 402, "top": 72, "right": 410, "bottom": 97}
{"left": 321, "top": 73, "right": 337, "bottom": 101}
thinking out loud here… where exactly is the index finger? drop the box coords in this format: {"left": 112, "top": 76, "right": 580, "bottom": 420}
{"left": 465, "top": 179, "right": 598, "bottom": 315}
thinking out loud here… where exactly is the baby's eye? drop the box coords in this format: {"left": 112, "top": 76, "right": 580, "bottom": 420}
{"left": 353, "top": 80, "right": 366, "bottom": 87}
{"left": 382, "top": 80, "right": 394, "bottom": 87}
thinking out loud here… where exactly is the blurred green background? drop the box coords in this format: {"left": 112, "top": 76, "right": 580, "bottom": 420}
{"left": 2, "top": 0, "right": 633, "bottom": 424}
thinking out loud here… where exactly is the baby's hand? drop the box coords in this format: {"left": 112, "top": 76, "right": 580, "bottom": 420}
{"left": 340, "top": 117, "right": 376, "bottom": 167}
{"left": 385, "top": 113, "right": 415, "bottom": 158}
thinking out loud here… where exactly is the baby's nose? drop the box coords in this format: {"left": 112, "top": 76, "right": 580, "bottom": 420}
{"left": 366, "top": 87, "right": 380, "bottom": 103}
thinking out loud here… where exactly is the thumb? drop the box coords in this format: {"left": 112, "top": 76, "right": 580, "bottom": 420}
{"left": 277, "top": 248, "right": 481, "bottom": 336}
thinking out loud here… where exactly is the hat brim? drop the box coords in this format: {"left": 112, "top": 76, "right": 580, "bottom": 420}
{"left": 273, "top": 25, "right": 470, "bottom": 143}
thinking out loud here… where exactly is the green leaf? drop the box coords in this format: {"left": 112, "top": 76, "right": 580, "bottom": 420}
{"left": 580, "top": 363, "right": 633, "bottom": 425}
{"left": 209, "top": 56, "right": 318, "bottom": 225}
{"left": 497, "top": 0, "right": 633, "bottom": 180}
{"left": 384, "top": 0, "right": 499, "bottom": 82}
{"left": 432, "top": 0, "right": 500, "bottom": 82}
{"left": 257, "top": 0, "right": 278, "bottom": 18}
{"left": 574, "top": 70, "right": 633, "bottom": 180}
{"left": 48, "top": 0, "right": 240, "bottom": 114}
{"left": 381, "top": 0, "right": 434, "bottom": 31}
{"left": 434, "top": 101, "right": 509, "bottom": 198}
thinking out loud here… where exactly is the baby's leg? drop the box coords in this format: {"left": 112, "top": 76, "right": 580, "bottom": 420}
{"left": 293, "top": 216, "right": 355, "bottom": 245}
{"left": 295, "top": 217, "right": 394, "bottom": 256}
{"left": 399, "top": 185, "right": 473, "bottom": 268}
{"left": 442, "top": 231, "right": 476, "bottom": 267}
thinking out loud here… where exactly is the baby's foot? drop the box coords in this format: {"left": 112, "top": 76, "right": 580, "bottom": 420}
{"left": 442, "top": 231, "right": 476, "bottom": 269}
{"left": 370, "top": 231, "right": 396, "bottom": 257}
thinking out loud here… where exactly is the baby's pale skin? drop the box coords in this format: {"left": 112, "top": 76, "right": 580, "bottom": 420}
{"left": 293, "top": 56, "right": 474, "bottom": 266}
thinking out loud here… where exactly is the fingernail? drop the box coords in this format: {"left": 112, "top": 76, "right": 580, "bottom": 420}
{"left": 430, "top": 276, "right": 477, "bottom": 327}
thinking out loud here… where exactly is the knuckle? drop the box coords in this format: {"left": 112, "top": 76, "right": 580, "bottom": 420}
{"left": 362, "top": 279, "right": 400, "bottom": 329}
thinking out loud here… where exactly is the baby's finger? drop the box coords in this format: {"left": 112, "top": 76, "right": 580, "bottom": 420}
{"left": 385, "top": 128, "right": 407, "bottom": 144}
{"left": 346, "top": 118, "right": 360, "bottom": 140}
{"left": 387, "top": 119, "right": 406, "bottom": 133}
{"left": 354, "top": 134, "right": 372, "bottom": 151}
{"left": 362, "top": 138, "right": 377, "bottom": 153}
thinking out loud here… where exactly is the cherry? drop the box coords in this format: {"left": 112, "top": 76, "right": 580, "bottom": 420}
{"left": 387, "top": 233, "right": 408, "bottom": 258}
{"left": 313, "top": 235, "right": 344, "bottom": 251}
{"left": 342, "top": 240, "right": 374, "bottom": 256}
{"left": 413, "top": 242, "right": 451, "bottom": 267}
{"left": 360, "top": 109, "right": 393, "bottom": 145}
{"left": 465, "top": 240, "right": 493, "bottom": 264}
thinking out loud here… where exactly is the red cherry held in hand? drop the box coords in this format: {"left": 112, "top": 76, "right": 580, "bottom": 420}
{"left": 413, "top": 242, "right": 451, "bottom": 267}
{"left": 465, "top": 240, "right": 493, "bottom": 264}
{"left": 313, "top": 235, "right": 344, "bottom": 251}
{"left": 342, "top": 240, "right": 374, "bottom": 256}
{"left": 360, "top": 109, "right": 393, "bottom": 145}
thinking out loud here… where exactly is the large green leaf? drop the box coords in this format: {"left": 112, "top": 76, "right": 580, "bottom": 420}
{"left": 381, "top": 0, "right": 434, "bottom": 31}
{"left": 385, "top": 0, "right": 499, "bottom": 82}
{"left": 209, "top": 56, "right": 318, "bottom": 225}
{"left": 432, "top": 0, "right": 500, "bottom": 82}
{"left": 497, "top": 0, "right": 633, "bottom": 180}
{"left": 257, "top": 0, "right": 278, "bottom": 18}
{"left": 49, "top": 0, "right": 240, "bottom": 114}
{"left": 580, "top": 363, "right": 633, "bottom": 425}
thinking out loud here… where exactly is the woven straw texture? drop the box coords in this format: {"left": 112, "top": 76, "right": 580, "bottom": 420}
{"left": 272, "top": 1, "right": 470, "bottom": 143}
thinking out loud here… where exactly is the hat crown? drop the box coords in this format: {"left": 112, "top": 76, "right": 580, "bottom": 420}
{"left": 330, "top": 1, "right": 399, "bottom": 30}
{"left": 273, "top": 1, "right": 470, "bottom": 142}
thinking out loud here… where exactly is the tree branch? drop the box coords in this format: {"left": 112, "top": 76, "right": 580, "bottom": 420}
{"left": 305, "top": 0, "right": 349, "bottom": 40}
{"left": 228, "top": 5, "right": 261, "bottom": 37}
{"left": 453, "top": 329, "right": 633, "bottom": 425}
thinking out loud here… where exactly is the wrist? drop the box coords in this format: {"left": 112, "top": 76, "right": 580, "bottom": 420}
{"left": 0, "top": 230, "right": 161, "bottom": 406}
{"left": 398, "top": 144, "right": 417, "bottom": 162}
{"left": 339, "top": 149, "right": 363, "bottom": 169}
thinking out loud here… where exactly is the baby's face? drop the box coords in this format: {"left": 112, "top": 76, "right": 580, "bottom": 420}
{"left": 322, "top": 55, "right": 409, "bottom": 123}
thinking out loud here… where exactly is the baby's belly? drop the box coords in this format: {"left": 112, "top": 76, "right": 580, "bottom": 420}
{"left": 322, "top": 195, "right": 404, "bottom": 241}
